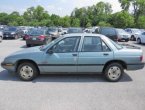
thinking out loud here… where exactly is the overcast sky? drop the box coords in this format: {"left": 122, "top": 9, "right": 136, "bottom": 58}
{"left": 0, "top": 0, "right": 122, "bottom": 16}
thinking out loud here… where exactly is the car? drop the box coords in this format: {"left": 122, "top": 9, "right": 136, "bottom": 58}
{"left": 116, "top": 28, "right": 131, "bottom": 42}
{"left": 3, "top": 27, "right": 19, "bottom": 39}
{"left": 0, "top": 30, "right": 3, "bottom": 42}
{"left": 125, "top": 28, "right": 142, "bottom": 41}
{"left": 95, "top": 27, "right": 118, "bottom": 41}
{"left": 25, "top": 29, "right": 52, "bottom": 47}
{"left": 1, "top": 33, "right": 144, "bottom": 82}
{"left": 47, "top": 27, "right": 60, "bottom": 40}
{"left": 136, "top": 31, "right": 145, "bottom": 44}
{"left": 67, "top": 27, "right": 83, "bottom": 34}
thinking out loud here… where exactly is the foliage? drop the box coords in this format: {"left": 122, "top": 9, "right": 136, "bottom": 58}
{"left": 0, "top": 1, "right": 145, "bottom": 28}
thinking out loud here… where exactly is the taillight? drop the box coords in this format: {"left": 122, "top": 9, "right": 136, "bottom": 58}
{"left": 140, "top": 56, "right": 143, "bottom": 61}
{"left": 39, "top": 35, "right": 45, "bottom": 41}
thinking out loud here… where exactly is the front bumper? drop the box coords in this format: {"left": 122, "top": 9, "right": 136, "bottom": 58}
{"left": 3, "top": 34, "right": 16, "bottom": 39}
{"left": 127, "top": 63, "right": 145, "bottom": 70}
{"left": 1, "top": 62, "right": 15, "bottom": 71}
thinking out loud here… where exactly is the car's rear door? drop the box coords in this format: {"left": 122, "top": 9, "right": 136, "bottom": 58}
{"left": 77, "top": 36, "right": 114, "bottom": 73}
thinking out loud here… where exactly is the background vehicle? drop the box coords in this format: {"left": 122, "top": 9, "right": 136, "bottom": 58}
{"left": 67, "top": 27, "right": 83, "bottom": 33}
{"left": 116, "top": 28, "right": 131, "bottom": 42}
{"left": 125, "top": 28, "right": 142, "bottom": 41}
{"left": 47, "top": 27, "right": 60, "bottom": 40}
{"left": 0, "top": 30, "right": 3, "bottom": 42}
{"left": 1, "top": 33, "right": 144, "bottom": 82}
{"left": 137, "top": 31, "right": 145, "bottom": 44}
{"left": 95, "top": 27, "right": 118, "bottom": 41}
{"left": 25, "top": 29, "right": 51, "bottom": 47}
{"left": 3, "top": 27, "right": 19, "bottom": 39}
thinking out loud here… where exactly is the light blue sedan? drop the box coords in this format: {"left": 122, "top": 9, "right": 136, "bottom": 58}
{"left": 1, "top": 33, "right": 145, "bottom": 82}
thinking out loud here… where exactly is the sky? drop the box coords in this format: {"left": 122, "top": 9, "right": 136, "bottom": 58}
{"left": 0, "top": 0, "right": 122, "bottom": 16}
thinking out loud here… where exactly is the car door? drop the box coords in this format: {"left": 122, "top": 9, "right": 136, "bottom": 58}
{"left": 78, "top": 36, "right": 114, "bottom": 73}
{"left": 42, "top": 36, "right": 81, "bottom": 73}
{"left": 141, "top": 32, "right": 145, "bottom": 43}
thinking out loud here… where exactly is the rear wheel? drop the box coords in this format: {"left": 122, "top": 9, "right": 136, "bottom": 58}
{"left": 137, "top": 38, "right": 141, "bottom": 44}
{"left": 104, "top": 63, "right": 124, "bottom": 82}
{"left": 17, "top": 62, "right": 38, "bottom": 81}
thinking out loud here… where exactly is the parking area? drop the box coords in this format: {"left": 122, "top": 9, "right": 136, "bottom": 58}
{"left": 0, "top": 39, "right": 145, "bottom": 110}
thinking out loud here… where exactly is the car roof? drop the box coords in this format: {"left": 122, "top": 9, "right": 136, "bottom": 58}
{"left": 63, "top": 33, "right": 106, "bottom": 38}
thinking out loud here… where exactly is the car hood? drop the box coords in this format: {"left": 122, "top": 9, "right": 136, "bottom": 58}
{"left": 7, "top": 46, "right": 42, "bottom": 58}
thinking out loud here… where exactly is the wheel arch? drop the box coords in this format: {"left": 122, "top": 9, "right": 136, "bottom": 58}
{"left": 15, "top": 59, "right": 40, "bottom": 74}
{"left": 103, "top": 60, "right": 127, "bottom": 73}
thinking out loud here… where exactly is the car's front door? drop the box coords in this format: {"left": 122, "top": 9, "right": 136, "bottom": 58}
{"left": 78, "top": 36, "right": 114, "bottom": 73}
{"left": 42, "top": 36, "right": 80, "bottom": 73}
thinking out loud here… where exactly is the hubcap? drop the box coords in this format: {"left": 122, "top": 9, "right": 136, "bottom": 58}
{"left": 108, "top": 66, "right": 121, "bottom": 80}
{"left": 20, "top": 65, "right": 33, "bottom": 79}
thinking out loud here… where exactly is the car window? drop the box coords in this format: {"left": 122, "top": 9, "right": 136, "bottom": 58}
{"left": 52, "top": 36, "right": 80, "bottom": 53}
{"left": 82, "top": 36, "right": 103, "bottom": 52}
{"left": 101, "top": 28, "right": 116, "bottom": 36}
{"left": 142, "top": 32, "right": 145, "bottom": 35}
{"left": 102, "top": 41, "right": 111, "bottom": 52}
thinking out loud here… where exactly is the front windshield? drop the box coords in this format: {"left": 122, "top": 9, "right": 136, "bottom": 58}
{"left": 132, "top": 29, "right": 141, "bottom": 33}
{"left": 40, "top": 36, "right": 63, "bottom": 51}
{"left": 5, "top": 27, "right": 17, "bottom": 31}
{"left": 68, "top": 28, "right": 83, "bottom": 33}
{"left": 117, "top": 29, "right": 126, "bottom": 34}
{"left": 48, "top": 28, "right": 57, "bottom": 32}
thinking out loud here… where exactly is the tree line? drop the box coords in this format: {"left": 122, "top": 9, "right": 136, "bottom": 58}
{"left": 0, "top": 0, "right": 145, "bottom": 28}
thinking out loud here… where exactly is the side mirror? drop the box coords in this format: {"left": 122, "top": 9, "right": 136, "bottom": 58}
{"left": 47, "top": 49, "right": 53, "bottom": 54}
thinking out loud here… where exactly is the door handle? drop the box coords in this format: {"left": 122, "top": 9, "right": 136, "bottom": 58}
{"left": 72, "top": 54, "right": 77, "bottom": 56}
{"left": 103, "top": 53, "right": 109, "bottom": 56}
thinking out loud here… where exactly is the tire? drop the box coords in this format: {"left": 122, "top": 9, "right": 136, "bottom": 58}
{"left": 104, "top": 63, "right": 124, "bottom": 82}
{"left": 0, "top": 37, "right": 2, "bottom": 42}
{"left": 125, "top": 39, "right": 129, "bottom": 42}
{"left": 131, "top": 36, "right": 136, "bottom": 41}
{"left": 137, "top": 38, "right": 141, "bottom": 44}
{"left": 27, "top": 44, "right": 31, "bottom": 47}
{"left": 17, "top": 62, "right": 39, "bottom": 81}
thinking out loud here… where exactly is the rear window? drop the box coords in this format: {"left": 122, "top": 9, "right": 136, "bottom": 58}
{"left": 100, "top": 28, "right": 116, "bottom": 36}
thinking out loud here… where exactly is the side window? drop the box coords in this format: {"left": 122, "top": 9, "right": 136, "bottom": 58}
{"left": 142, "top": 32, "right": 145, "bottom": 35}
{"left": 102, "top": 41, "right": 111, "bottom": 52}
{"left": 82, "top": 36, "right": 102, "bottom": 52}
{"left": 101, "top": 28, "right": 116, "bottom": 36}
{"left": 52, "top": 37, "right": 80, "bottom": 53}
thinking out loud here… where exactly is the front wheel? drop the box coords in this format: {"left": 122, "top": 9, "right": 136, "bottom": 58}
{"left": 104, "top": 63, "right": 124, "bottom": 82}
{"left": 17, "top": 62, "right": 39, "bottom": 81}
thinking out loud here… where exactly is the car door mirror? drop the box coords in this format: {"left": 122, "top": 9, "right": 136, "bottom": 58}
{"left": 47, "top": 49, "right": 53, "bottom": 54}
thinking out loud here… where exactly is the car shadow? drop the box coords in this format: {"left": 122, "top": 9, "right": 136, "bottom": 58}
{"left": 20, "top": 45, "right": 27, "bottom": 48}
{"left": 0, "top": 70, "right": 133, "bottom": 83}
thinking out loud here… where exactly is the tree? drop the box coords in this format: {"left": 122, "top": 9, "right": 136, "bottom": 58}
{"left": 71, "top": 18, "right": 80, "bottom": 27}
{"left": 137, "top": 15, "right": 145, "bottom": 28}
{"left": 119, "top": 0, "right": 145, "bottom": 26}
{"left": 98, "top": 21, "right": 111, "bottom": 27}
{"left": 110, "top": 11, "right": 134, "bottom": 28}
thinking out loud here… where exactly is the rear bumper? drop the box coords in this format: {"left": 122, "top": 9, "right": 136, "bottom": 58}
{"left": 127, "top": 63, "right": 145, "bottom": 70}
{"left": 26, "top": 39, "right": 45, "bottom": 45}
